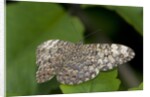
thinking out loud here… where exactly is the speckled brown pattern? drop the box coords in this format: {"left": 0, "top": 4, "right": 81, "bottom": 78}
{"left": 36, "top": 39, "right": 135, "bottom": 85}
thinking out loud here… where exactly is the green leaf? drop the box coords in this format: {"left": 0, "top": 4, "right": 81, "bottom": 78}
{"left": 60, "top": 70, "right": 121, "bottom": 93}
{"left": 83, "top": 6, "right": 121, "bottom": 38}
{"left": 104, "top": 6, "right": 143, "bottom": 35}
{"left": 82, "top": 5, "right": 143, "bottom": 35}
{"left": 128, "top": 82, "right": 143, "bottom": 90}
{"left": 7, "top": 2, "right": 84, "bottom": 96}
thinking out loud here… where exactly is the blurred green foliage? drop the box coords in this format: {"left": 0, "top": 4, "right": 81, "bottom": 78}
{"left": 104, "top": 6, "right": 143, "bottom": 35}
{"left": 6, "top": 1, "right": 143, "bottom": 96}
{"left": 6, "top": 2, "right": 84, "bottom": 96}
{"left": 60, "top": 70, "right": 120, "bottom": 93}
{"left": 128, "top": 83, "right": 143, "bottom": 90}
{"left": 82, "top": 5, "right": 143, "bottom": 35}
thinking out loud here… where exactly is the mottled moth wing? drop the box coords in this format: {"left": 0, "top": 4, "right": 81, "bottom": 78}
{"left": 95, "top": 44, "right": 135, "bottom": 71}
{"left": 36, "top": 40, "right": 74, "bottom": 83}
{"left": 36, "top": 39, "right": 135, "bottom": 85}
{"left": 56, "top": 44, "right": 101, "bottom": 85}
{"left": 56, "top": 43, "right": 135, "bottom": 85}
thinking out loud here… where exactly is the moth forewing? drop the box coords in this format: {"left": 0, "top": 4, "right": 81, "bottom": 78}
{"left": 36, "top": 40, "right": 135, "bottom": 85}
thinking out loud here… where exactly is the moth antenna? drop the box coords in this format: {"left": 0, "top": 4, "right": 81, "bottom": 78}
{"left": 84, "top": 29, "right": 102, "bottom": 40}
{"left": 68, "top": 9, "right": 102, "bottom": 44}
{"left": 78, "top": 29, "right": 102, "bottom": 44}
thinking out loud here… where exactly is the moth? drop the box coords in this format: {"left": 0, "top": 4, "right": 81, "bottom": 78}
{"left": 36, "top": 39, "right": 135, "bottom": 85}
